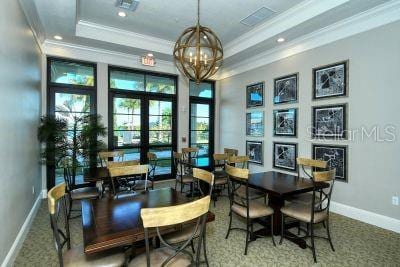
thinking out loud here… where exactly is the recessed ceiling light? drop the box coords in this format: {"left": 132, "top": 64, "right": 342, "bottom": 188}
{"left": 147, "top": 53, "right": 154, "bottom": 57}
{"left": 277, "top": 37, "right": 285, "bottom": 43}
{"left": 118, "top": 11, "right": 127, "bottom": 17}
{"left": 215, "top": 66, "right": 219, "bottom": 69}
{"left": 54, "top": 35, "right": 63, "bottom": 40}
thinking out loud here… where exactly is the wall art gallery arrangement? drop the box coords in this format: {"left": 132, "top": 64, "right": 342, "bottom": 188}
{"left": 245, "top": 60, "right": 349, "bottom": 182}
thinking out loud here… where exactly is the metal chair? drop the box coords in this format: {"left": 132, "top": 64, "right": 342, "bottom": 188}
{"left": 128, "top": 195, "right": 211, "bottom": 267}
{"left": 212, "top": 153, "right": 229, "bottom": 206}
{"left": 99, "top": 150, "right": 124, "bottom": 167}
{"left": 280, "top": 169, "right": 336, "bottom": 263}
{"left": 173, "top": 152, "right": 194, "bottom": 194}
{"left": 224, "top": 148, "right": 238, "bottom": 158}
{"left": 106, "top": 160, "right": 141, "bottom": 195}
{"left": 108, "top": 165, "right": 150, "bottom": 198}
{"left": 225, "top": 164, "right": 275, "bottom": 255}
{"left": 48, "top": 183, "right": 125, "bottom": 267}
{"left": 146, "top": 152, "right": 157, "bottom": 190}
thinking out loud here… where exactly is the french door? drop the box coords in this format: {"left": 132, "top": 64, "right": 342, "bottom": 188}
{"left": 109, "top": 93, "right": 177, "bottom": 179}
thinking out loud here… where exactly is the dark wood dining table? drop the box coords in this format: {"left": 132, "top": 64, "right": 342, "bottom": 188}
{"left": 81, "top": 187, "right": 215, "bottom": 254}
{"left": 83, "top": 166, "right": 109, "bottom": 183}
{"left": 248, "top": 171, "right": 328, "bottom": 249}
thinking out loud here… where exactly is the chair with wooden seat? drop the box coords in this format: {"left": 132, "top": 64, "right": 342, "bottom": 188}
{"left": 173, "top": 152, "right": 194, "bottom": 194}
{"left": 48, "top": 183, "right": 126, "bottom": 267}
{"left": 212, "top": 153, "right": 228, "bottom": 205}
{"left": 63, "top": 167, "right": 100, "bottom": 219}
{"left": 287, "top": 158, "right": 328, "bottom": 205}
{"left": 128, "top": 195, "right": 211, "bottom": 267}
{"left": 99, "top": 151, "right": 124, "bottom": 167}
{"left": 228, "top": 155, "right": 266, "bottom": 201}
{"left": 106, "top": 160, "right": 142, "bottom": 194}
{"left": 224, "top": 148, "right": 238, "bottom": 157}
{"left": 225, "top": 164, "right": 275, "bottom": 255}
{"left": 163, "top": 168, "right": 214, "bottom": 257}
{"left": 181, "top": 147, "right": 199, "bottom": 163}
{"left": 280, "top": 169, "right": 336, "bottom": 263}
{"left": 108, "top": 165, "right": 149, "bottom": 198}
{"left": 146, "top": 152, "right": 157, "bottom": 190}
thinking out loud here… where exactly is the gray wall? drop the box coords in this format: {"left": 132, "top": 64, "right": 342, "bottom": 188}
{"left": 0, "top": 0, "right": 42, "bottom": 263}
{"left": 218, "top": 21, "right": 400, "bottom": 220}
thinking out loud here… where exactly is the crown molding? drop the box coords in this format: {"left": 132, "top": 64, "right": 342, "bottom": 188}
{"left": 223, "top": 0, "right": 350, "bottom": 59}
{"left": 217, "top": 0, "right": 400, "bottom": 80}
{"left": 75, "top": 20, "right": 174, "bottom": 55}
{"left": 42, "top": 40, "right": 178, "bottom": 74}
{"left": 18, "top": 0, "right": 45, "bottom": 53}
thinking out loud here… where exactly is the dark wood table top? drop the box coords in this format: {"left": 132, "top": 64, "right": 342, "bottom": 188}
{"left": 248, "top": 171, "right": 326, "bottom": 198}
{"left": 81, "top": 187, "right": 215, "bottom": 254}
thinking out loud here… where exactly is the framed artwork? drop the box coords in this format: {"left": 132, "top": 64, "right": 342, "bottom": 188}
{"left": 313, "top": 60, "right": 348, "bottom": 100}
{"left": 246, "top": 141, "right": 263, "bottom": 165}
{"left": 313, "top": 144, "right": 348, "bottom": 182}
{"left": 273, "top": 108, "right": 297, "bottom": 137}
{"left": 246, "top": 82, "right": 264, "bottom": 108}
{"left": 312, "top": 104, "right": 347, "bottom": 139}
{"left": 273, "top": 142, "right": 297, "bottom": 172}
{"left": 246, "top": 111, "right": 264, "bottom": 137}
{"left": 273, "top": 73, "right": 298, "bottom": 104}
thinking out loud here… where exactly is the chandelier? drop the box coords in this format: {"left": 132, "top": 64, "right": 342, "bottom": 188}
{"left": 173, "top": 0, "right": 223, "bottom": 84}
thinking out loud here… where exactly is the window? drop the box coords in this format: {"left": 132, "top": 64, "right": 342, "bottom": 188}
{"left": 109, "top": 66, "right": 177, "bottom": 179}
{"left": 189, "top": 81, "right": 215, "bottom": 168}
{"left": 47, "top": 57, "right": 96, "bottom": 190}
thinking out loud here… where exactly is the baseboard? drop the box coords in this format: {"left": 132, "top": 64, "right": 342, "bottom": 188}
{"left": 1, "top": 194, "right": 42, "bottom": 267}
{"left": 41, "top": 189, "right": 47, "bottom": 199}
{"left": 330, "top": 201, "right": 400, "bottom": 234}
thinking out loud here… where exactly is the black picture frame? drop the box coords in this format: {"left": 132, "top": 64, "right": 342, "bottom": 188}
{"left": 246, "top": 82, "right": 264, "bottom": 108}
{"left": 246, "top": 111, "right": 264, "bottom": 137}
{"left": 273, "top": 73, "right": 298, "bottom": 104}
{"left": 246, "top": 140, "right": 263, "bottom": 165}
{"left": 313, "top": 60, "right": 348, "bottom": 100}
{"left": 313, "top": 144, "right": 348, "bottom": 183}
{"left": 273, "top": 142, "right": 297, "bottom": 172}
{"left": 273, "top": 108, "right": 297, "bottom": 137}
{"left": 312, "top": 104, "right": 347, "bottom": 139}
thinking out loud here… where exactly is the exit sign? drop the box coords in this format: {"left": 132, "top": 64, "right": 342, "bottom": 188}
{"left": 141, "top": 56, "right": 155, "bottom": 67}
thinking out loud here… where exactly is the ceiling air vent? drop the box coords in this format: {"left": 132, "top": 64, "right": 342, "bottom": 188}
{"left": 115, "top": 0, "right": 140, "bottom": 11}
{"left": 240, "top": 7, "right": 275, "bottom": 27}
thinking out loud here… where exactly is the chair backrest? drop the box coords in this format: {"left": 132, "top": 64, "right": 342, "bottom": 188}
{"left": 140, "top": 196, "right": 211, "bottom": 267}
{"left": 310, "top": 169, "right": 336, "bottom": 219}
{"left": 297, "top": 157, "right": 327, "bottom": 179}
{"left": 47, "top": 183, "right": 70, "bottom": 266}
{"left": 99, "top": 151, "right": 124, "bottom": 167}
{"left": 225, "top": 164, "right": 253, "bottom": 211}
{"left": 109, "top": 165, "right": 149, "bottom": 190}
{"left": 173, "top": 152, "right": 183, "bottom": 175}
{"left": 213, "top": 153, "right": 227, "bottom": 172}
{"left": 228, "top": 155, "right": 249, "bottom": 169}
{"left": 147, "top": 152, "right": 157, "bottom": 180}
{"left": 106, "top": 160, "right": 140, "bottom": 168}
{"left": 224, "top": 148, "right": 238, "bottom": 157}
{"left": 182, "top": 147, "right": 199, "bottom": 161}
{"left": 193, "top": 168, "right": 214, "bottom": 196}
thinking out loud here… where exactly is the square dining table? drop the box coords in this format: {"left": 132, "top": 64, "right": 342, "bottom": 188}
{"left": 81, "top": 187, "right": 215, "bottom": 254}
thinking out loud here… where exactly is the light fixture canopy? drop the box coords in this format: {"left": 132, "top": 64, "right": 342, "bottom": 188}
{"left": 173, "top": 0, "right": 223, "bottom": 84}
{"left": 277, "top": 37, "right": 285, "bottom": 43}
{"left": 118, "top": 11, "right": 127, "bottom": 17}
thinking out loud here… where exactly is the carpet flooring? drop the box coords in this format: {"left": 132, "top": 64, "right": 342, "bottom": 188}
{"left": 14, "top": 181, "right": 400, "bottom": 266}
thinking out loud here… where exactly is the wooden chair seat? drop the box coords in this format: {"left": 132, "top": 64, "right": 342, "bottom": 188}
{"left": 71, "top": 187, "right": 99, "bottom": 201}
{"left": 128, "top": 247, "right": 191, "bottom": 267}
{"left": 63, "top": 244, "right": 125, "bottom": 267}
{"left": 163, "top": 225, "right": 200, "bottom": 244}
{"left": 214, "top": 177, "right": 228, "bottom": 185}
{"left": 286, "top": 193, "right": 320, "bottom": 205}
{"left": 232, "top": 201, "right": 273, "bottom": 219}
{"left": 281, "top": 203, "right": 327, "bottom": 223}
{"left": 236, "top": 185, "right": 266, "bottom": 200}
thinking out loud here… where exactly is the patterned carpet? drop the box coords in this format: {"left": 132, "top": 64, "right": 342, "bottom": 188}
{"left": 14, "top": 181, "right": 400, "bottom": 266}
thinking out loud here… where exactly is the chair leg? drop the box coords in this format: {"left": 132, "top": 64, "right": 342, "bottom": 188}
{"left": 310, "top": 223, "right": 317, "bottom": 263}
{"left": 68, "top": 198, "right": 73, "bottom": 219}
{"left": 180, "top": 182, "right": 183, "bottom": 193}
{"left": 279, "top": 214, "right": 284, "bottom": 244}
{"left": 244, "top": 218, "right": 250, "bottom": 255}
{"left": 270, "top": 215, "right": 276, "bottom": 246}
{"left": 190, "top": 240, "right": 195, "bottom": 253}
{"left": 225, "top": 210, "right": 232, "bottom": 239}
{"left": 174, "top": 179, "right": 178, "bottom": 190}
{"left": 326, "top": 219, "right": 335, "bottom": 252}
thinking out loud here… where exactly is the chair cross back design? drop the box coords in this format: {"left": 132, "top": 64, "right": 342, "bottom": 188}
{"left": 109, "top": 164, "right": 150, "bottom": 192}
{"left": 224, "top": 148, "right": 238, "bottom": 157}
{"left": 193, "top": 168, "right": 214, "bottom": 196}
{"left": 129, "top": 196, "right": 211, "bottom": 267}
{"left": 99, "top": 150, "right": 124, "bottom": 167}
{"left": 228, "top": 155, "right": 249, "bottom": 169}
{"left": 147, "top": 152, "right": 157, "bottom": 188}
{"left": 182, "top": 147, "right": 199, "bottom": 162}
{"left": 297, "top": 157, "right": 328, "bottom": 179}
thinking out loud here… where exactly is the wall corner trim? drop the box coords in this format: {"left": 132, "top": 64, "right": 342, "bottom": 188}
{"left": 1, "top": 195, "right": 42, "bottom": 267}
{"left": 330, "top": 201, "right": 400, "bottom": 234}
{"left": 41, "top": 189, "right": 47, "bottom": 199}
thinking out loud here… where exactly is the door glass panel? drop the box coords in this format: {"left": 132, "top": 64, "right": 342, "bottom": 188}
{"left": 113, "top": 97, "right": 141, "bottom": 147}
{"left": 109, "top": 70, "right": 145, "bottom": 91}
{"left": 149, "top": 147, "right": 172, "bottom": 175}
{"left": 191, "top": 103, "right": 209, "bottom": 117}
{"left": 189, "top": 81, "right": 212, "bottom": 98}
{"left": 50, "top": 60, "right": 94, "bottom": 86}
{"left": 190, "top": 117, "right": 209, "bottom": 131}
{"left": 190, "top": 102, "right": 211, "bottom": 166}
{"left": 123, "top": 148, "right": 141, "bottom": 161}
{"left": 146, "top": 75, "right": 175, "bottom": 94}
{"left": 149, "top": 100, "right": 172, "bottom": 145}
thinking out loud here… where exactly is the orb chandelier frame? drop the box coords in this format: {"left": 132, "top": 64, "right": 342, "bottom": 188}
{"left": 173, "top": 0, "right": 223, "bottom": 84}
